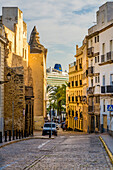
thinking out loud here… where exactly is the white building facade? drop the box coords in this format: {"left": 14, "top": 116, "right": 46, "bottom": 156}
{"left": 88, "top": 2, "right": 113, "bottom": 134}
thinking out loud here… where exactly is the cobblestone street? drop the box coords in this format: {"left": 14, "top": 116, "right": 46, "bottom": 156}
{"left": 0, "top": 133, "right": 112, "bottom": 170}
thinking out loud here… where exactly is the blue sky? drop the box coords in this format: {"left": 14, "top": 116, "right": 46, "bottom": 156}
{"left": 0, "top": 0, "right": 107, "bottom": 71}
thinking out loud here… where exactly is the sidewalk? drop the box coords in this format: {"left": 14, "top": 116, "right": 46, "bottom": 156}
{"left": 100, "top": 133, "right": 113, "bottom": 164}
{"left": 0, "top": 131, "right": 54, "bottom": 148}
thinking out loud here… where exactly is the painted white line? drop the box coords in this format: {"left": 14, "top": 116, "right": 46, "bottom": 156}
{"left": 38, "top": 140, "right": 50, "bottom": 149}
{"left": 0, "top": 161, "right": 17, "bottom": 170}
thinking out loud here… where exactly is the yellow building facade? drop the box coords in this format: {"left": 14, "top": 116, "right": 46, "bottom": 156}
{"left": 67, "top": 38, "right": 88, "bottom": 132}
{"left": 29, "top": 26, "right": 47, "bottom": 130}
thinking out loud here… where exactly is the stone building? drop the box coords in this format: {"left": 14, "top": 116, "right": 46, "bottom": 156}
{"left": 29, "top": 26, "right": 47, "bottom": 130}
{"left": 0, "top": 23, "right": 8, "bottom": 134}
{"left": 67, "top": 38, "right": 88, "bottom": 131}
{"left": 0, "top": 7, "right": 34, "bottom": 135}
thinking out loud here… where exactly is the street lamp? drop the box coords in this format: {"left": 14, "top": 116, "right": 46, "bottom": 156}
{"left": 0, "top": 73, "right": 11, "bottom": 84}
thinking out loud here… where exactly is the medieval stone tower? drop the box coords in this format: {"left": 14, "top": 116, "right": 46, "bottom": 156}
{"left": 29, "top": 26, "right": 47, "bottom": 130}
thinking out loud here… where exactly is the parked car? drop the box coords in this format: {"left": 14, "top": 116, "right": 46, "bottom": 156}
{"left": 42, "top": 122, "right": 57, "bottom": 136}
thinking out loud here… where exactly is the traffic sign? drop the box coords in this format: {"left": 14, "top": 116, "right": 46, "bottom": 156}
{"left": 107, "top": 105, "right": 113, "bottom": 111}
{"left": 74, "top": 117, "right": 78, "bottom": 121}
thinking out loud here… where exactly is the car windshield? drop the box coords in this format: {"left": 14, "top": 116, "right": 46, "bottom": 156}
{"left": 44, "top": 124, "right": 55, "bottom": 128}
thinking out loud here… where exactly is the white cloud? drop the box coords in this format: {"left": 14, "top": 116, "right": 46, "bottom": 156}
{"left": 0, "top": 0, "right": 108, "bottom": 70}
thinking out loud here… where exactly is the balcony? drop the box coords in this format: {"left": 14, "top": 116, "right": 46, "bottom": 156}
{"left": 88, "top": 66, "right": 94, "bottom": 76}
{"left": 101, "top": 85, "right": 113, "bottom": 93}
{"left": 101, "top": 54, "right": 105, "bottom": 63}
{"left": 106, "top": 51, "right": 113, "bottom": 61}
{"left": 88, "top": 106, "right": 94, "bottom": 112}
{"left": 87, "top": 87, "right": 94, "bottom": 95}
{"left": 107, "top": 85, "right": 113, "bottom": 93}
{"left": 99, "top": 52, "right": 113, "bottom": 66}
{"left": 87, "top": 47, "right": 94, "bottom": 57}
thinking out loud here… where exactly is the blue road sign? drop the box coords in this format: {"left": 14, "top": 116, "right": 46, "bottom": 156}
{"left": 74, "top": 117, "right": 78, "bottom": 121}
{"left": 107, "top": 105, "right": 113, "bottom": 111}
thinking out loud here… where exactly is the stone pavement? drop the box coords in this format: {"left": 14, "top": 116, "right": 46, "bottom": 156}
{"left": 0, "top": 131, "right": 53, "bottom": 148}
{"left": 29, "top": 134, "right": 113, "bottom": 170}
{"left": 0, "top": 131, "right": 113, "bottom": 169}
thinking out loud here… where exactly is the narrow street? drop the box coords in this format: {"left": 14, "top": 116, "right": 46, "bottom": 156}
{"left": 0, "top": 132, "right": 112, "bottom": 170}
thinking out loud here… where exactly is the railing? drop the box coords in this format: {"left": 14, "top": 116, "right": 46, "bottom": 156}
{"left": 106, "top": 51, "right": 113, "bottom": 61}
{"left": 87, "top": 47, "right": 94, "bottom": 57}
{"left": 101, "top": 54, "right": 105, "bottom": 63}
{"left": 88, "top": 66, "right": 94, "bottom": 75}
{"left": 107, "top": 85, "right": 113, "bottom": 93}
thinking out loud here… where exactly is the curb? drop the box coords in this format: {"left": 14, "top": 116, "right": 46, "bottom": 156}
{"left": 99, "top": 136, "right": 113, "bottom": 165}
{"left": 0, "top": 136, "right": 54, "bottom": 149}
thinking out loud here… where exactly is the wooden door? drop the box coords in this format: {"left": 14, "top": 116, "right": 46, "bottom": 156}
{"left": 103, "top": 115, "right": 107, "bottom": 130}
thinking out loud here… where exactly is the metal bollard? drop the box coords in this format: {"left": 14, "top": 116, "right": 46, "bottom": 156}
{"left": 16, "top": 129, "right": 18, "bottom": 139}
{"left": 24, "top": 130, "right": 26, "bottom": 138}
{"left": 5, "top": 131, "right": 7, "bottom": 142}
{"left": 49, "top": 131, "right": 51, "bottom": 138}
{"left": 9, "top": 130, "right": 11, "bottom": 141}
{"left": 31, "top": 128, "right": 33, "bottom": 136}
{"left": 21, "top": 130, "right": 23, "bottom": 138}
{"left": 29, "top": 127, "right": 30, "bottom": 136}
{"left": 19, "top": 130, "right": 21, "bottom": 139}
{"left": 13, "top": 130, "right": 15, "bottom": 140}
{"left": 0, "top": 132, "right": 2, "bottom": 143}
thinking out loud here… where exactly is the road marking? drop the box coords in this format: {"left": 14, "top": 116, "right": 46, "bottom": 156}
{"left": 38, "top": 140, "right": 50, "bottom": 149}
{"left": 0, "top": 161, "right": 17, "bottom": 170}
{"left": 60, "top": 136, "right": 65, "bottom": 138}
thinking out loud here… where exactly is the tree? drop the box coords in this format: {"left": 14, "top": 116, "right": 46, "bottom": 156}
{"left": 47, "top": 84, "right": 67, "bottom": 117}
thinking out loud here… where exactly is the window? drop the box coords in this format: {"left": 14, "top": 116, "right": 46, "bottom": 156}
{"left": 102, "top": 43, "right": 105, "bottom": 55}
{"left": 0, "top": 47, "right": 1, "bottom": 65}
{"left": 110, "top": 40, "right": 112, "bottom": 51}
{"left": 95, "top": 77, "right": 97, "bottom": 83}
{"left": 98, "top": 56, "right": 99, "bottom": 62}
{"left": 91, "top": 79, "right": 93, "bottom": 87}
{"left": 103, "top": 99, "right": 105, "bottom": 112}
{"left": 23, "top": 48, "right": 24, "bottom": 58}
{"left": 95, "top": 37, "right": 96, "bottom": 43}
{"left": 98, "top": 76, "right": 100, "bottom": 83}
{"left": 91, "top": 59, "right": 93, "bottom": 66}
{"left": 25, "top": 49, "right": 27, "bottom": 59}
{"left": 103, "top": 75, "right": 105, "bottom": 86}
{"left": 110, "top": 74, "right": 113, "bottom": 85}
{"left": 72, "top": 81, "right": 74, "bottom": 87}
{"left": 97, "top": 36, "right": 99, "bottom": 42}
{"left": 95, "top": 57, "right": 97, "bottom": 63}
